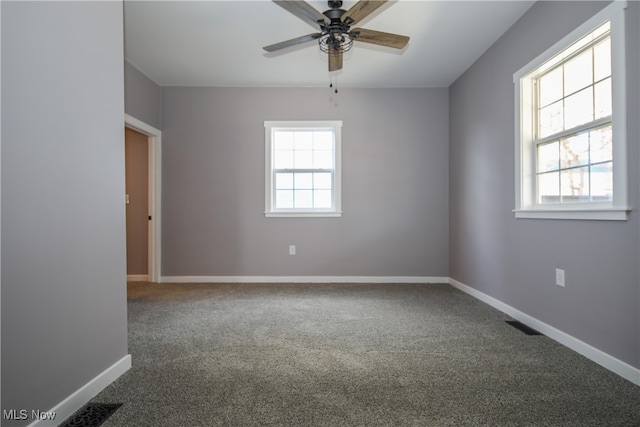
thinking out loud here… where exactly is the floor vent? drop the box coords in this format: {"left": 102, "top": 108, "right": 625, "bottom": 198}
{"left": 60, "top": 403, "right": 122, "bottom": 427}
{"left": 506, "top": 320, "right": 543, "bottom": 336}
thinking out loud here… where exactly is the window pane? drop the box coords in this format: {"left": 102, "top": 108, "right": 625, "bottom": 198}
{"left": 314, "top": 190, "right": 332, "bottom": 208}
{"left": 538, "top": 172, "right": 560, "bottom": 204}
{"left": 294, "top": 173, "right": 313, "bottom": 189}
{"left": 564, "top": 49, "right": 593, "bottom": 95}
{"left": 560, "top": 132, "right": 589, "bottom": 169}
{"left": 294, "top": 132, "right": 313, "bottom": 150}
{"left": 523, "top": 21, "right": 619, "bottom": 213}
{"left": 564, "top": 87, "right": 593, "bottom": 130}
{"left": 314, "top": 131, "right": 333, "bottom": 150}
{"left": 276, "top": 190, "right": 294, "bottom": 208}
{"left": 539, "top": 67, "right": 563, "bottom": 107}
{"left": 561, "top": 166, "right": 590, "bottom": 202}
{"left": 539, "top": 100, "right": 563, "bottom": 138}
{"left": 591, "top": 162, "right": 613, "bottom": 200}
{"left": 274, "top": 150, "right": 294, "bottom": 169}
{"left": 274, "top": 131, "right": 294, "bottom": 150}
{"left": 314, "top": 172, "right": 332, "bottom": 189}
{"left": 594, "top": 78, "right": 612, "bottom": 119}
{"left": 314, "top": 150, "right": 333, "bottom": 169}
{"left": 594, "top": 38, "right": 611, "bottom": 81}
{"left": 294, "top": 150, "right": 313, "bottom": 168}
{"left": 538, "top": 141, "right": 559, "bottom": 173}
{"left": 267, "top": 121, "right": 340, "bottom": 214}
{"left": 294, "top": 190, "right": 313, "bottom": 208}
{"left": 275, "top": 173, "right": 293, "bottom": 189}
{"left": 590, "top": 125, "right": 613, "bottom": 163}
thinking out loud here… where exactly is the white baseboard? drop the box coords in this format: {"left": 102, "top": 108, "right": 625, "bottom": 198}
{"left": 28, "top": 355, "right": 131, "bottom": 427}
{"left": 127, "top": 274, "right": 149, "bottom": 282}
{"left": 449, "top": 278, "right": 640, "bottom": 386}
{"left": 159, "top": 275, "right": 450, "bottom": 284}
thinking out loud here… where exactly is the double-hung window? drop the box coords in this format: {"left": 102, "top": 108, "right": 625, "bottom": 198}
{"left": 264, "top": 121, "right": 342, "bottom": 217}
{"left": 514, "top": 1, "right": 628, "bottom": 220}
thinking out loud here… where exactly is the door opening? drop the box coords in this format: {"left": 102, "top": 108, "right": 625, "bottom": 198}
{"left": 125, "top": 127, "right": 149, "bottom": 281}
{"left": 124, "top": 114, "right": 161, "bottom": 282}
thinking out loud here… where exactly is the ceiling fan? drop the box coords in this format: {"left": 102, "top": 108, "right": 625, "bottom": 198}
{"left": 263, "top": 0, "right": 410, "bottom": 72}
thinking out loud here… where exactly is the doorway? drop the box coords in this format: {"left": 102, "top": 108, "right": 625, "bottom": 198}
{"left": 124, "top": 114, "right": 161, "bottom": 282}
{"left": 125, "top": 127, "right": 149, "bottom": 281}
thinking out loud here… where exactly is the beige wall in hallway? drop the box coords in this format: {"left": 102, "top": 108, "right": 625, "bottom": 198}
{"left": 125, "top": 127, "right": 149, "bottom": 275}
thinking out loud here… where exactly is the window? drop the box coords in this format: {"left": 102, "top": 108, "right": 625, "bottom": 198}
{"left": 264, "top": 121, "right": 342, "bottom": 217}
{"left": 514, "top": 1, "right": 628, "bottom": 220}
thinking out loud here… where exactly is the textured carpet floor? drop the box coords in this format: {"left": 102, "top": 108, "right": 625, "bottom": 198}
{"left": 92, "top": 282, "right": 640, "bottom": 426}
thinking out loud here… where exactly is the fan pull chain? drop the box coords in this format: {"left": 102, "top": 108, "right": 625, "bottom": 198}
{"left": 329, "top": 75, "right": 338, "bottom": 94}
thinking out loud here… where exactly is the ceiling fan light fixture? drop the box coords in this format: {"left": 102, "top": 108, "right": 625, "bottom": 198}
{"left": 318, "top": 33, "right": 353, "bottom": 53}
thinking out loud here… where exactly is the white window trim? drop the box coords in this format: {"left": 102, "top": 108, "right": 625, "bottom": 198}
{"left": 513, "top": 0, "right": 629, "bottom": 221}
{"left": 264, "top": 120, "right": 342, "bottom": 218}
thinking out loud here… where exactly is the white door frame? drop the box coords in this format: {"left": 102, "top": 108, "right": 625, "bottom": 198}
{"left": 124, "top": 114, "right": 161, "bottom": 283}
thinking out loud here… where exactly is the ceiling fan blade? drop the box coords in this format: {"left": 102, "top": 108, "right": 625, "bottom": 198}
{"left": 351, "top": 28, "right": 409, "bottom": 49}
{"left": 274, "top": 1, "right": 329, "bottom": 28}
{"left": 263, "top": 33, "right": 322, "bottom": 52}
{"left": 328, "top": 48, "right": 343, "bottom": 72}
{"left": 341, "top": 0, "right": 387, "bottom": 26}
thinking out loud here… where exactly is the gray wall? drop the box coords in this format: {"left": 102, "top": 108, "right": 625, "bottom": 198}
{"left": 1, "top": 2, "right": 129, "bottom": 424}
{"left": 161, "top": 87, "right": 449, "bottom": 277}
{"left": 449, "top": 1, "right": 640, "bottom": 369}
{"left": 125, "top": 60, "right": 161, "bottom": 129}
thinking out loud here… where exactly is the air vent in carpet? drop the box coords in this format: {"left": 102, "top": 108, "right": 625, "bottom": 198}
{"left": 506, "top": 320, "right": 543, "bottom": 336}
{"left": 60, "top": 403, "right": 122, "bottom": 427}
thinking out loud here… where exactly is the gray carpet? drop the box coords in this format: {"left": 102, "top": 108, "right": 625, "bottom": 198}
{"left": 92, "top": 282, "right": 640, "bottom": 426}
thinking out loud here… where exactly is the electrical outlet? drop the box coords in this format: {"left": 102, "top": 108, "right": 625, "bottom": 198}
{"left": 289, "top": 245, "right": 296, "bottom": 255}
{"left": 555, "top": 268, "right": 565, "bottom": 287}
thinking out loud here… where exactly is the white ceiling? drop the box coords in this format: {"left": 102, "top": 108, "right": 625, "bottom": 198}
{"left": 124, "top": 0, "right": 535, "bottom": 88}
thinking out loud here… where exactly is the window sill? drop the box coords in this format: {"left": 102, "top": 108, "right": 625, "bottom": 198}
{"left": 513, "top": 208, "right": 630, "bottom": 221}
{"left": 265, "top": 211, "right": 343, "bottom": 218}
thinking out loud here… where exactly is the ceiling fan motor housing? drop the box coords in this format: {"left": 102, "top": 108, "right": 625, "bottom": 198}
{"left": 322, "top": 6, "right": 347, "bottom": 26}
